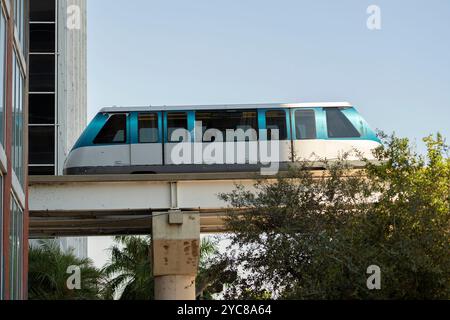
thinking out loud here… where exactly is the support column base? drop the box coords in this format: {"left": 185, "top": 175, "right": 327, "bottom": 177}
{"left": 154, "top": 275, "right": 196, "bottom": 300}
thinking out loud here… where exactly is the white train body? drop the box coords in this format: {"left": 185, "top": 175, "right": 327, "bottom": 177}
{"left": 64, "top": 102, "right": 381, "bottom": 174}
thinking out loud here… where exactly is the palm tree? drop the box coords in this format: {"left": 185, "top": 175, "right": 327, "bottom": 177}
{"left": 28, "top": 240, "right": 103, "bottom": 300}
{"left": 102, "top": 236, "right": 153, "bottom": 300}
{"left": 102, "top": 236, "right": 232, "bottom": 300}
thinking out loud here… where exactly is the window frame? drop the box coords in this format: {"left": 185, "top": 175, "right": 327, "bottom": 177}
{"left": 0, "top": 8, "right": 6, "bottom": 148}
{"left": 12, "top": 50, "right": 25, "bottom": 186}
{"left": 0, "top": 173, "right": 3, "bottom": 299}
{"left": 28, "top": 125, "right": 56, "bottom": 165}
{"left": 28, "top": 54, "right": 56, "bottom": 93}
{"left": 9, "top": 193, "right": 24, "bottom": 300}
{"left": 28, "top": 0, "right": 57, "bottom": 176}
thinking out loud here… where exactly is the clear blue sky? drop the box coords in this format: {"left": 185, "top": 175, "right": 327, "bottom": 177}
{"left": 87, "top": 0, "right": 450, "bottom": 147}
{"left": 86, "top": 0, "right": 450, "bottom": 267}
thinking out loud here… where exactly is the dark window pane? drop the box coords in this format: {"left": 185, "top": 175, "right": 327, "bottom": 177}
{"left": 326, "top": 108, "right": 361, "bottom": 138}
{"left": 196, "top": 110, "right": 258, "bottom": 142}
{"left": 29, "top": 94, "right": 55, "bottom": 124}
{"left": 30, "top": 24, "right": 55, "bottom": 53}
{"left": 29, "top": 55, "right": 55, "bottom": 92}
{"left": 29, "top": 126, "right": 55, "bottom": 164}
{"left": 29, "top": 166, "right": 55, "bottom": 175}
{"left": 167, "top": 112, "right": 188, "bottom": 142}
{"left": 295, "top": 110, "right": 317, "bottom": 140}
{"left": 266, "top": 110, "right": 287, "bottom": 140}
{"left": 30, "top": 0, "right": 56, "bottom": 22}
{"left": 138, "top": 113, "right": 159, "bottom": 143}
{"left": 0, "top": 175, "right": 3, "bottom": 255}
{"left": 0, "top": 12, "right": 5, "bottom": 146}
{"left": 94, "top": 114, "right": 127, "bottom": 144}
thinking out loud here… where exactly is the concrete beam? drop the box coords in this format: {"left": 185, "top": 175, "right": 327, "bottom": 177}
{"left": 28, "top": 210, "right": 227, "bottom": 237}
{"left": 28, "top": 171, "right": 362, "bottom": 237}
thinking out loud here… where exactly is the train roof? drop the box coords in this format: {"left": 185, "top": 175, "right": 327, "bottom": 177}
{"left": 99, "top": 102, "right": 353, "bottom": 113}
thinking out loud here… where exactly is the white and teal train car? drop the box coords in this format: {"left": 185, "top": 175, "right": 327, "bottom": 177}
{"left": 64, "top": 102, "right": 381, "bottom": 175}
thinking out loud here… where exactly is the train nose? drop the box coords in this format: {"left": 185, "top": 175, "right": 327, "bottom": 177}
{"left": 63, "top": 153, "right": 71, "bottom": 175}
{"left": 63, "top": 148, "right": 78, "bottom": 175}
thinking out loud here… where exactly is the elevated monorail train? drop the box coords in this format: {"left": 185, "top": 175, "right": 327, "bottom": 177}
{"left": 64, "top": 102, "right": 381, "bottom": 175}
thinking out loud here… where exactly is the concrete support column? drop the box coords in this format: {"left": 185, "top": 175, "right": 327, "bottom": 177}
{"left": 152, "top": 211, "right": 200, "bottom": 300}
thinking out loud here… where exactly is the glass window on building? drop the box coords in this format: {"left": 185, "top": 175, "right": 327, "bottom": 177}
{"left": 28, "top": 166, "right": 55, "bottom": 175}
{"left": 266, "top": 110, "right": 287, "bottom": 140}
{"left": 29, "top": 126, "right": 55, "bottom": 164}
{"left": 9, "top": 196, "right": 24, "bottom": 300}
{"left": 13, "top": 0, "right": 26, "bottom": 52}
{"left": 30, "top": 0, "right": 56, "bottom": 22}
{"left": 0, "top": 174, "right": 3, "bottom": 299}
{"left": 12, "top": 54, "right": 25, "bottom": 186}
{"left": 138, "top": 113, "right": 159, "bottom": 143}
{"left": 0, "top": 10, "right": 6, "bottom": 147}
{"left": 295, "top": 110, "right": 317, "bottom": 140}
{"left": 29, "top": 94, "right": 55, "bottom": 124}
{"left": 29, "top": 24, "right": 55, "bottom": 53}
{"left": 29, "top": 54, "right": 56, "bottom": 92}
{"left": 29, "top": 0, "right": 57, "bottom": 176}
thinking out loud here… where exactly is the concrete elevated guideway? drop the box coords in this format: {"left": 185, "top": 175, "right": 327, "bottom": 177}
{"left": 29, "top": 172, "right": 264, "bottom": 300}
{"left": 28, "top": 168, "right": 362, "bottom": 299}
{"left": 28, "top": 167, "right": 364, "bottom": 238}
{"left": 28, "top": 172, "right": 265, "bottom": 238}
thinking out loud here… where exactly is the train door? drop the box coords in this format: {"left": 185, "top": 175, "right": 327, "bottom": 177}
{"left": 261, "top": 109, "right": 292, "bottom": 163}
{"left": 130, "top": 112, "right": 163, "bottom": 166}
{"left": 196, "top": 109, "right": 259, "bottom": 167}
{"left": 291, "top": 108, "right": 324, "bottom": 161}
{"left": 163, "top": 111, "right": 194, "bottom": 165}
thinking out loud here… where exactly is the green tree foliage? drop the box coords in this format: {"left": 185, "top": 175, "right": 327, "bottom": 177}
{"left": 220, "top": 134, "right": 450, "bottom": 299}
{"left": 28, "top": 240, "right": 103, "bottom": 300}
{"left": 102, "top": 236, "right": 153, "bottom": 300}
{"left": 196, "top": 238, "right": 237, "bottom": 300}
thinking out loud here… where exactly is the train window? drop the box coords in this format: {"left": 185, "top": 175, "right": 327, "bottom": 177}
{"left": 326, "top": 108, "right": 360, "bottom": 138}
{"left": 167, "top": 112, "right": 188, "bottom": 142}
{"left": 295, "top": 110, "right": 316, "bottom": 140}
{"left": 138, "top": 113, "right": 159, "bottom": 143}
{"left": 196, "top": 110, "right": 258, "bottom": 142}
{"left": 94, "top": 114, "right": 127, "bottom": 144}
{"left": 266, "top": 110, "right": 287, "bottom": 140}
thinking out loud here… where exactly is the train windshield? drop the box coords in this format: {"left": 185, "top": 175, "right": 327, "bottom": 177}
{"left": 326, "top": 108, "right": 360, "bottom": 138}
{"left": 94, "top": 114, "right": 127, "bottom": 144}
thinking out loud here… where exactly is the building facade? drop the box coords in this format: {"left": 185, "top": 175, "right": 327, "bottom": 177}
{"left": 0, "top": 0, "right": 28, "bottom": 300}
{"left": 28, "top": 0, "right": 87, "bottom": 259}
